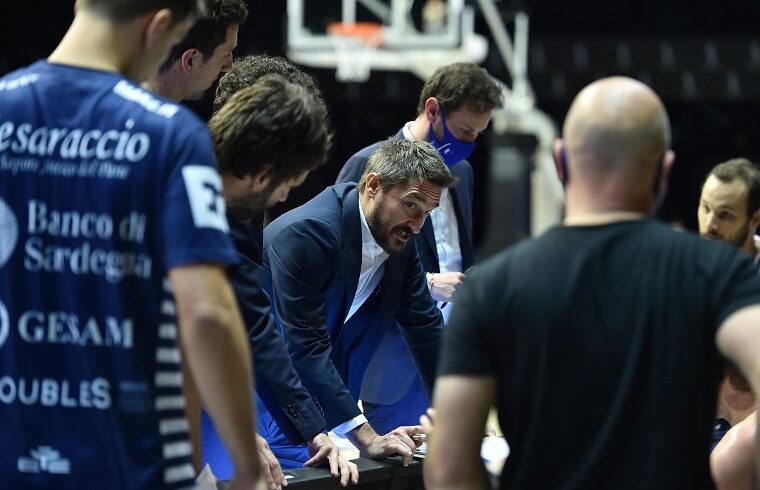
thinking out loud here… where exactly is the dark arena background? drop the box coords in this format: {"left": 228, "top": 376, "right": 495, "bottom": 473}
{"left": 4, "top": 0, "right": 760, "bottom": 258}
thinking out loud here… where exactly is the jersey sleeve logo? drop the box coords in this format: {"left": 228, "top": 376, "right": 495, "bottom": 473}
{"left": 0, "top": 299, "right": 9, "bottom": 350}
{"left": 17, "top": 446, "right": 71, "bottom": 474}
{"left": 181, "top": 166, "right": 229, "bottom": 233}
{"left": 0, "top": 198, "right": 18, "bottom": 269}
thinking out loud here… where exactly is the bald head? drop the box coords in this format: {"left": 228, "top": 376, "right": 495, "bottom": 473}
{"left": 564, "top": 77, "right": 670, "bottom": 172}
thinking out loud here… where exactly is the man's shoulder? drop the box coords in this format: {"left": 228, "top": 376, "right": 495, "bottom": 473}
{"left": 649, "top": 221, "right": 746, "bottom": 263}
{"left": 62, "top": 69, "right": 205, "bottom": 135}
{"left": 0, "top": 61, "right": 62, "bottom": 107}
{"left": 99, "top": 80, "right": 211, "bottom": 168}
{"left": 471, "top": 237, "right": 535, "bottom": 277}
{"left": 0, "top": 63, "right": 41, "bottom": 88}
{"left": 1, "top": 62, "right": 205, "bottom": 137}
{"left": 337, "top": 141, "right": 386, "bottom": 183}
{"left": 347, "top": 129, "right": 407, "bottom": 163}
{"left": 446, "top": 159, "right": 474, "bottom": 196}
{"left": 351, "top": 140, "right": 384, "bottom": 160}
{"left": 474, "top": 220, "right": 664, "bottom": 272}
{"left": 449, "top": 159, "right": 473, "bottom": 179}
{"left": 537, "top": 219, "right": 742, "bottom": 270}
{"left": 109, "top": 79, "right": 204, "bottom": 131}
{"left": 282, "top": 184, "right": 350, "bottom": 220}
{"left": 264, "top": 185, "right": 353, "bottom": 244}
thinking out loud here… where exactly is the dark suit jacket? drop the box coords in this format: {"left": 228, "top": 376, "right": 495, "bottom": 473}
{"left": 336, "top": 128, "right": 475, "bottom": 273}
{"left": 261, "top": 184, "right": 444, "bottom": 429}
{"left": 227, "top": 217, "right": 325, "bottom": 442}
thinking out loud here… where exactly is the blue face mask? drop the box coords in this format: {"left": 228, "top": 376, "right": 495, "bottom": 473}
{"left": 428, "top": 109, "right": 476, "bottom": 167}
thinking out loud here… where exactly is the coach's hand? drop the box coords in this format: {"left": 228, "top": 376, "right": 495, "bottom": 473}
{"left": 351, "top": 424, "right": 422, "bottom": 466}
{"left": 256, "top": 434, "right": 287, "bottom": 489}
{"left": 427, "top": 272, "right": 465, "bottom": 302}
{"left": 305, "top": 433, "right": 359, "bottom": 486}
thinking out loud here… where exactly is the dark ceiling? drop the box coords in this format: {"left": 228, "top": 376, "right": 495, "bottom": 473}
{"left": 2, "top": 0, "right": 758, "bottom": 242}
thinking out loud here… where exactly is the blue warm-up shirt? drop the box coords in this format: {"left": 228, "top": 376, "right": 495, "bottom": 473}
{"left": 0, "top": 61, "right": 237, "bottom": 489}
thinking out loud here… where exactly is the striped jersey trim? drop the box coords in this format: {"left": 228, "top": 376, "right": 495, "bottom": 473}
{"left": 156, "top": 277, "right": 195, "bottom": 487}
{"left": 164, "top": 463, "right": 195, "bottom": 484}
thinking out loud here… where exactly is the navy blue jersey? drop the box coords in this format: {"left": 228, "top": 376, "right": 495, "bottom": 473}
{"left": 0, "top": 61, "right": 237, "bottom": 489}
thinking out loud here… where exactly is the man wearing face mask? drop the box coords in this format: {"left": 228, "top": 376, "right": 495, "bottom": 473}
{"left": 336, "top": 62, "right": 503, "bottom": 434}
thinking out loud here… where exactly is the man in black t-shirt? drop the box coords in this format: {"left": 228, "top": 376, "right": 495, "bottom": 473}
{"left": 424, "top": 77, "right": 760, "bottom": 490}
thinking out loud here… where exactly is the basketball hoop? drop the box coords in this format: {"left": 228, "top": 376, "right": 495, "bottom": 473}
{"left": 326, "top": 22, "right": 383, "bottom": 83}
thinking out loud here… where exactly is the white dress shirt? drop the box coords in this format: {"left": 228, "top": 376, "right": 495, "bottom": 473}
{"left": 403, "top": 122, "right": 463, "bottom": 322}
{"left": 402, "top": 121, "right": 462, "bottom": 272}
{"left": 430, "top": 189, "right": 462, "bottom": 274}
{"left": 345, "top": 199, "right": 389, "bottom": 323}
{"left": 333, "top": 198, "right": 389, "bottom": 436}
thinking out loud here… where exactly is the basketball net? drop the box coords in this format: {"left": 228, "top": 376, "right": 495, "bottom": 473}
{"left": 327, "top": 22, "right": 383, "bottom": 83}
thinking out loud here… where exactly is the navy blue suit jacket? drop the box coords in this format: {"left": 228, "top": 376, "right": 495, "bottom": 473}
{"left": 227, "top": 217, "right": 325, "bottom": 442}
{"left": 261, "top": 184, "right": 444, "bottom": 428}
{"left": 336, "top": 129, "right": 475, "bottom": 273}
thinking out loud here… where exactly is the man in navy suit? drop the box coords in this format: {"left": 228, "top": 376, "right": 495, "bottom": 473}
{"left": 336, "top": 62, "right": 503, "bottom": 433}
{"left": 202, "top": 69, "right": 358, "bottom": 486}
{"left": 262, "top": 138, "right": 455, "bottom": 466}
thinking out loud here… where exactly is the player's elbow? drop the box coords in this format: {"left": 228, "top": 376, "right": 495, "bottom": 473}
{"left": 717, "top": 306, "right": 760, "bottom": 393}
{"left": 424, "top": 462, "right": 456, "bottom": 489}
{"left": 178, "top": 299, "right": 238, "bottom": 345}
{"left": 424, "top": 457, "right": 487, "bottom": 490}
{"left": 710, "top": 415, "right": 756, "bottom": 490}
{"left": 711, "top": 454, "right": 752, "bottom": 490}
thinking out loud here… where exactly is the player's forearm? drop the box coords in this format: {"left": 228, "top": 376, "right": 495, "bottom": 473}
{"left": 424, "top": 455, "right": 490, "bottom": 490}
{"left": 180, "top": 300, "right": 260, "bottom": 478}
{"left": 346, "top": 422, "right": 379, "bottom": 453}
{"left": 754, "top": 423, "right": 760, "bottom": 490}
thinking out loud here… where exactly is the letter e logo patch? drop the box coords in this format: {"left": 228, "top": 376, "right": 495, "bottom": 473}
{"left": 181, "top": 166, "right": 229, "bottom": 232}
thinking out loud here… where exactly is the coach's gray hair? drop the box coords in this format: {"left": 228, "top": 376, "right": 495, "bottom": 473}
{"left": 357, "top": 138, "right": 456, "bottom": 193}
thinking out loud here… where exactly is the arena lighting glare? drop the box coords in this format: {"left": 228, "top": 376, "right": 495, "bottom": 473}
{"left": 287, "top": 0, "right": 566, "bottom": 235}
{"left": 286, "top": 0, "right": 487, "bottom": 82}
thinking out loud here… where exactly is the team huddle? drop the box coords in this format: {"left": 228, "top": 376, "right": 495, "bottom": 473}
{"left": 2, "top": 1, "right": 760, "bottom": 490}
